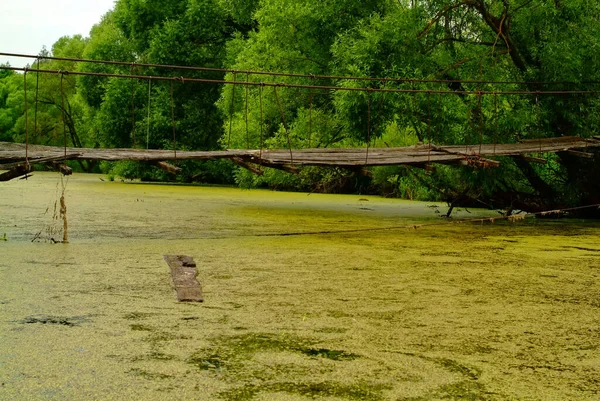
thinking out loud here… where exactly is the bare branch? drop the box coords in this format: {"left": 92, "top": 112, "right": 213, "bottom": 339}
{"left": 417, "top": 0, "right": 476, "bottom": 39}
{"left": 491, "top": 14, "right": 507, "bottom": 57}
{"left": 434, "top": 57, "right": 473, "bottom": 78}
{"left": 424, "top": 37, "right": 506, "bottom": 54}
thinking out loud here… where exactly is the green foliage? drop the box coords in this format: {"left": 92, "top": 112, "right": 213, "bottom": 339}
{"left": 1, "top": 0, "right": 600, "bottom": 210}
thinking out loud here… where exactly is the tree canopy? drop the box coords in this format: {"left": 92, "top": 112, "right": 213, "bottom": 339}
{"left": 1, "top": 0, "right": 599, "bottom": 213}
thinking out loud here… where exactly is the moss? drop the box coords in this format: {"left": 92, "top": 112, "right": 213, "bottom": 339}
{"left": 130, "top": 324, "right": 153, "bottom": 331}
{"left": 3, "top": 173, "right": 600, "bottom": 400}
{"left": 433, "top": 358, "right": 482, "bottom": 381}
{"left": 221, "top": 381, "right": 389, "bottom": 401}
{"left": 128, "top": 368, "right": 173, "bottom": 380}
{"left": 20, "top": 315, "right": 88, "bottom": 326}
{"left": 188, "top": 333, "right": 359, "bottom": 371}
{"left": 123, "top": 312, "right": 155, "bottom": 320}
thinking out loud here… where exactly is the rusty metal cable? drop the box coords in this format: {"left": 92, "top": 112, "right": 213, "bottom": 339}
{"left": 2, "top": 51, "right": 598, "bottom": 87}
{"left": 1, "top": 65, "right": 598, "bottom": 97}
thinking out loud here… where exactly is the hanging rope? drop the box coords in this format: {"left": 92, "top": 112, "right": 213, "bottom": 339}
{"left": 60, "top": 72, "right": 67, "bottom": 158}
{"left": 584, "top": 97, "right": 590, "bottom": 151}
{"left": 146, "top": 79, "right": 151, "bottom": 149}
{"left": 427, "top": 90, "right": 432, "bottom": 164}
{"left": 365, "top": 90, "right": 372, "bottom": 165}
{"left": 493, "top": 93, "right": 498, "bottom": 156}
{"left": 245, "top": 73, "right": 250, "bottom": 149}
{"left": 170, "top": 80, "right": 177, "bottom": 160}
{"left": 409, "top": 81, "right": 422, "bottom": 145}
{"left": 23, "top": 67, "right": 29, "bottom": 170}
{"left": 34, "top": 57, "right": 40, "bottom": 144}
{"left": 273, "top": 85, "right": 294, "bottom": 166}
{"left": 130, "top": 63, "right": 137, "bottom": 147}
{"left": 259, "top": 83, "right": 264, "bottom": 163}
{"left": 227, "top": 72, "right": 237, "bottom": 149}
{"left": 437, "top": 91, "right": 442, "bottom": 146}
{"left": 478, "top": 91, "right": 484, "bottom": 156}
{"left": 308, "top": 75, "right": 314, "bottom": 148}
{"left": 535, "top": 92, "right": 542, "bottom": 155}
{"left": 465, "top": 107, "right": 472, "bottom": 156}
{"left": 373, "top": 81, "right": 388, "bottom": 149}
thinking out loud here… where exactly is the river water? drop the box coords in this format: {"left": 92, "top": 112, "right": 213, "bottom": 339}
{"left": 1, "top": 172, "right": 599, "bottom": 400}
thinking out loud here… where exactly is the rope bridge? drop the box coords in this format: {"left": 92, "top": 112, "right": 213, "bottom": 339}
{"left": 1, "top": 52, "right": 599, "bottom": 181}
{"left": 1, "top": 137, "right": 598, "bottom": 181}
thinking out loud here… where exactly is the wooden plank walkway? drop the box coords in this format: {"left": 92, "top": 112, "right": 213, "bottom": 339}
{"left": 1, "top": 137, "right": 598, "bottom": 171}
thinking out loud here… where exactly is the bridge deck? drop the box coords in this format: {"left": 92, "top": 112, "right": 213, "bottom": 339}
{"left": 1, "top": 137, "right": 598, "bottom": 172}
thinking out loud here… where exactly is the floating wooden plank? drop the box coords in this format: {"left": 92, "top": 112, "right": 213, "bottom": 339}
{"left": 163, "top": 255, "right": 203, "bottom": 302}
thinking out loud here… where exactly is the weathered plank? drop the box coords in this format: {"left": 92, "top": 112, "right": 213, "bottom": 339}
{"left": 564, "top": 150, "right": 595, "bottom": 159}
{"left": 0, "top": 164, "right": 30, "bottom": 182}
{"left": 1, "top": 136, "right": 598, "bottom": 172}
{"left": 163, "top": 255, "right": 203, "bottom": 302}
{"left": 154, "top": 161, "right": 182, "bottom": 175}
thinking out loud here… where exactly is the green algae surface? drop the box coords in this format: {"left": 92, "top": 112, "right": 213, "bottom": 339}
{"left": 1, "top": 172, "right": 599, "bottom": 400}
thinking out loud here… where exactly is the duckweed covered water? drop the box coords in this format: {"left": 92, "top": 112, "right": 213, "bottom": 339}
{"left": 1, "top": 172, "right": 599, "bottom": 400}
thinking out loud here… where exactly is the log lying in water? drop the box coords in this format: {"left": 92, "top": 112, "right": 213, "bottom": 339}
{"left": 163, "top": 255, "right": 203, "bottom": 302}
